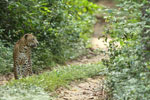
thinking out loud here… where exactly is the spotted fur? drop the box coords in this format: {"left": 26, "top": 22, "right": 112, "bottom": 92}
{"left": 13, "top": 34, "right": 38, "bottom": 79}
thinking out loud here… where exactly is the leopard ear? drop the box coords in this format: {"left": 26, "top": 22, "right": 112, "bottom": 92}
{"left": 24, "top": 34, "right": 28, "bottom": 40}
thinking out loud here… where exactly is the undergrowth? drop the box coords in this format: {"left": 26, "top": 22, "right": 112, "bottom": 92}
{"left": 0, "top": 86, "right": 51, "bottom": 100}
{"left": 103, "top": 0, "right": 150, "bottom": 99}
{"left": 0, "top": 0, "right": 100, "bottom": 74}
{"left": 0, "top": 42, "right": 13, "bottom": 74}
{"left": 0, "top": 63, "right": 105, "bottom": 100}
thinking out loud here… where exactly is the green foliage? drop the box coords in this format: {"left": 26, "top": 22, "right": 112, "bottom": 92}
{"left": 141, "top": 1, "right": 150, "bottom": 59}
{"left": 9, "top": 63, "right": 105, "bottom": 92}
{"left": 103, "top": 0, "right": 150, "bottom": 99}
{"left": 32, "top": 41, "right": 88, "bottom": 72}
{"left": 0, "top": 0, "right": 99, "bottom": 74}
{"left": 0, "top": 42, "right": 13, "bottom": 74}
{"left": 0, "top": 86, "right": 51, "bottom": 100}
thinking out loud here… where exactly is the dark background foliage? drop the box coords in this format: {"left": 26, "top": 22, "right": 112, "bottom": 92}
{"left": 0, "top": 0, "right": 98, "bottom": 74}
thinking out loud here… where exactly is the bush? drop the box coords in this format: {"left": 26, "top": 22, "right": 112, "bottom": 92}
{"left": 0, "top": 85, "right": 50, "bottom": 100}
{"left": 103, "top": 0, "right": 150, "bottom": 99}
{"left": 0, "top": 42, "right": 13, "bottom": 74}
{"left": 0, "top": 0, "right": 99, "bottom": 73}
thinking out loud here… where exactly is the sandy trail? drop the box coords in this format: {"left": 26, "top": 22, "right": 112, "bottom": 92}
{"left": 55, "top": 77, "right": 106, "bottom": 100}
{"left": 53, "top": 1, "right": 116, "bottom": 100}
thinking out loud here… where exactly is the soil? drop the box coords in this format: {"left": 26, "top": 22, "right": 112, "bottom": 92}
{"left": 97, "top": 0, "right": 116, "bottom": 8}
{"left": 55, "top": 76, "right": 107, "bottom": 100}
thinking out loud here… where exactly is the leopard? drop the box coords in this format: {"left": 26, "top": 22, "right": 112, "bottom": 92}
{"left": 13, "top": 34, "right": 38, "bottom": 79}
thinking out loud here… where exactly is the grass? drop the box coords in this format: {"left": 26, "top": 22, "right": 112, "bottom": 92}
{"left": 0, "top": 62, "right": 105, "bottom": 100}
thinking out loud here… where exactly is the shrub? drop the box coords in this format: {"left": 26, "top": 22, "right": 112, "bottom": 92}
{"left": 0, "top": 0, "right": 99, "bottom": 73}
{"left": 103, "top": 0, "right": 150, "bottom": 99}
{"left": 0, "top": 42, "right": 13, "bottom": 74}
{"left": 0, "top": 85, "right": 50, "bottom": 100}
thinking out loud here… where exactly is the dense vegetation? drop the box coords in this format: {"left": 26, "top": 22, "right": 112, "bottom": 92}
{"left": 0, "top": 0, "right": 98, "bottom": 74}
{"left": 104, "top": 0, "right": 150, "bottom": 99}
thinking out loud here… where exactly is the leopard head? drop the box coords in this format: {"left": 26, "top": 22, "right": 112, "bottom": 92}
{"left": 24, "top": 34, "right": 39, "bottom": 48}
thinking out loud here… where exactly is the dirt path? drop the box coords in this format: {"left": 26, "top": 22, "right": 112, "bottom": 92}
{"left": 67, "top": 0, "right": 114, "bottom": 65}
{"left": 55, "top": 77, "right": 106, "bottom": 100}
{"left": 53, "top": 1, "right": 115, "bottom": 100}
